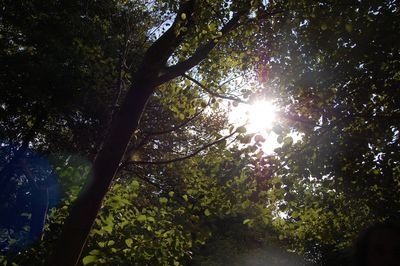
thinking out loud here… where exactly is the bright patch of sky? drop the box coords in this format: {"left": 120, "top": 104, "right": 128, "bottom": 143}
{"left": 229, "top": 100, "right": 281, "bottom": 154}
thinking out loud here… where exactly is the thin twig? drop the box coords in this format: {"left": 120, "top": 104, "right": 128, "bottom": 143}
{"left": 122, "top": 130, "right": 237, "bottom": 166}
{"left": 183, "top": 74, "right": 247, "bottom": 103}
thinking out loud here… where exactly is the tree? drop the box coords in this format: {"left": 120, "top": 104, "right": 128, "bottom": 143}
{"left": 254, "top": 0, "right": 400, "bottom": 263}
{"left": 45, "top": 1, "right": 276, "bottom": 264}
{"left": 1, "top": 0, "right": 154, "bottom": 254}
{"left": 3, "top": 1, "right": 283, "bottom": 264}
{"left": 5, "top": 0, "right": 397, "bottom": 264}
{"left": 2, "top": 96, "right": 284, "bottom": 265}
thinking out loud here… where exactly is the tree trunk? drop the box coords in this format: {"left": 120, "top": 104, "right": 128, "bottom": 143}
{"left": 46, "top": 79, "right": 156, "bottom": 265}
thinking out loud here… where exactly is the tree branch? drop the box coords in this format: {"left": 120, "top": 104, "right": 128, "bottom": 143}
{"left": 142, "top": 106, "right": 206, "bottom": 136}
{"left": 125, "top": 101, "right": 209, "bottom": 156}
{"left": 130, "top": 172, "right": 162, "bottom": 190}
{"left": 122, "top": 131, "right": 237, "bottom": 166}
{"left": 153, "top": 10, "right": 246, "bottom": 87}
{"left": 135, "top": 0, "right": 197, "bottom": 81}
{"left": 183, "top": 74, "right": 247, "bottom": 103}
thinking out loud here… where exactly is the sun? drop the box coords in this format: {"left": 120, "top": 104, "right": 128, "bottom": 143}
{"left": 246, "top": 100, "right": 277, "bottom": 132}
{"left": 229, "top": 99, "right": 279, "bottom": 153}
{"left": 229, "top": 100, "right": 277, "bottom": 134}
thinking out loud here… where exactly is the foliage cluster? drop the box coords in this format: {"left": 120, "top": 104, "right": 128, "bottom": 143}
{"left": 1, "top": 0, "right": 399, "bottom": 265}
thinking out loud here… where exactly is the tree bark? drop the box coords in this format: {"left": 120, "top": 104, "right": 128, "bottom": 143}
{"left": 46, "top": 78, "right": 156, "bottom": 266}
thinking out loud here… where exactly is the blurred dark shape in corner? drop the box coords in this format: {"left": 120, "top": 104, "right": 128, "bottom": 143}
{"left": 354, "top": 221, "right": 400, "bottom": 266}
{"left": 0, "top": 142, "right": 60, "bottom": 253}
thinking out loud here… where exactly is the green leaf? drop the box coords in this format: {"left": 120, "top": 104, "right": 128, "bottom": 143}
{"left": 237, "top": 126, "right": 247, "bottom": 133}
{"left": 27, "top": 120, "right": 34, "bottom": 128}
{"left": 159, "top": 197, "right": 168, "bottom": 205}
{"left": 208, "top": 22, "right": 217, "bottom": 31}
{"left": 103, "top": 225, "right": 113, "bottom": 234}
{"left": 243, "top": 219, "right": 251, "bottom": 225}
{"left": 125, "top": 238, "right": 133, "bottom": 248}
{"left": 82, "top": 255, "right": 97, "bottom": 265}
{"left": 291, "top": 211, "right": 299, "bottom": 219}
{"left": 204, "top": 209, "right": 211, "bottom": 216}
{"left": 241, "top": 200, "right": 251, "bottom": 209}
{"left": 137, "top": 214, "right": 147, "bottom": 222}
{"left": 283, "top": 136, "right": 293, "bottom": 146}
{"left": 89, "top": 249, "right": 101, "bottom": 255}
{"left": 132, "top": 180, "right": 140, "bottom": 189}
{"left": 240, "top": 134, "right": 252, "bottom": 144}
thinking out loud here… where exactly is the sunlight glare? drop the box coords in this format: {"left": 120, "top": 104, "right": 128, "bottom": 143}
{"left": 230, "top": 100, "right": 277, "bottom": 133}
{"left": 229, "top": 100, "right": 280, "bottom": 153}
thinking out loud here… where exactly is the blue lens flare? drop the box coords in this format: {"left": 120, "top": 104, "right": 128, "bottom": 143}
{"left": 0, "top": 142, "right": 60, "bottom": 253}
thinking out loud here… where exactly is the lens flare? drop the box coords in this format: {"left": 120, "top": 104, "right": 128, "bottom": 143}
{"left": 229, "top": 100, "right": 276, "bottom": 133}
